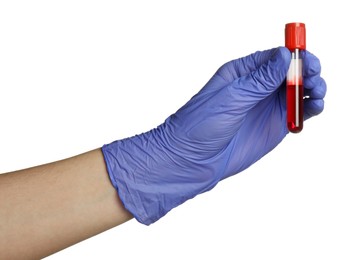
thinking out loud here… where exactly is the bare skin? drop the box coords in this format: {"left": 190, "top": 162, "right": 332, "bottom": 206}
{"left": 0, "top": 149, "right": 133, "bottom": 260}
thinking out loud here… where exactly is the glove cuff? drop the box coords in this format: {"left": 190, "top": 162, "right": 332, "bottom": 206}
{"left": 102, "top": 129, "right": 220, "bottom": 225}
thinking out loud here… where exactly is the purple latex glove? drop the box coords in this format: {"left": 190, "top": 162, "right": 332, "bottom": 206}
{"left": 102, "top": 47, "right": 326, "bottom": 225}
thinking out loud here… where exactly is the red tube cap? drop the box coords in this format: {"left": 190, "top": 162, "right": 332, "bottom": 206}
{"left": 285, "top": 23, "right": 306, "bottom": 50}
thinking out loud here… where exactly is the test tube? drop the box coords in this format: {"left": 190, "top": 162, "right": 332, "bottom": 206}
{"left": 285, "top": 23, "right": 306, "bottom": 133}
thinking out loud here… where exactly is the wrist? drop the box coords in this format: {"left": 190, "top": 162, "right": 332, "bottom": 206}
{"left": 102, "top": 127, "right": 222, "bottom": 225}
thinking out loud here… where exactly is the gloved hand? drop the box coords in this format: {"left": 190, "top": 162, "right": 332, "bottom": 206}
{"left": 102, "top": 47, "right": 326, "bottom": 225}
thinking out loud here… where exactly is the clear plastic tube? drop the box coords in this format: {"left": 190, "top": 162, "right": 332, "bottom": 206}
{"left": 286, "top": 48, "right": 303, "bottom": 133}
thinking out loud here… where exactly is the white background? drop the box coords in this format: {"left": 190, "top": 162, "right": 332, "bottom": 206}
{"left": 0, "top": 1, "right": 349, "bottom": 259}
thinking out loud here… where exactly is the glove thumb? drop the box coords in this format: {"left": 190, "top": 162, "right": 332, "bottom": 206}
{"left": 229, "top": 47, "right": 291, "bottom": 110}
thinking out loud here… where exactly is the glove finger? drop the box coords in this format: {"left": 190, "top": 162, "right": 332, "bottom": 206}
{"left": 199, "top": 47, "right": 284, "bottom": 96}
{"left": 302, "top": 50, "right": 321, "bottom": 80}
{"left": 304, "top": 98, "right": 325, "bottom": 120}
{"left": 216, "top": 48, "right": 280, "bottom": 82}
{"left": 304, "top": 76, "right": 327, "bottom": 99}
{"left": 228, "top": 47, "right": 291, "bottom": 111}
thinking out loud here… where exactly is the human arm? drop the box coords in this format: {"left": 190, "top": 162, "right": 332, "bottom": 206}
{"left": 0, "top": 46, "right": 326, "bottom": 258}
{"left": 0, "top": 149, "right": 132, "bottom": 260}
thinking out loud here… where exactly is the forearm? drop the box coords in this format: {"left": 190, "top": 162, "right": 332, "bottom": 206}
{"left": 0, "top": 148, "right": 133, "bottom": 260}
